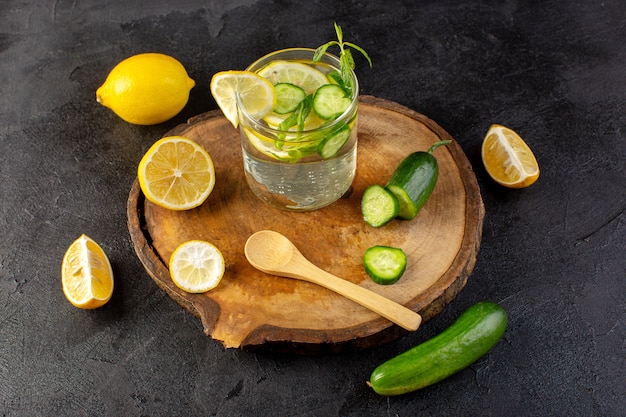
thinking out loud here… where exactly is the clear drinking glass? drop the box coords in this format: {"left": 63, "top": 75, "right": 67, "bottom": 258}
{"left": 238, "top": 48, "right": 359, "bottom": 211}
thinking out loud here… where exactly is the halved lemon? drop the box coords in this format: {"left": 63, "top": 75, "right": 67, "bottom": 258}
{"left": 481, "top": 124, "right": 540, "bottom": 188}
{"left": 61, "top": 234, "right": 114, "bottom": 309}
{"left": 169, "top": 240, "right": 225, "bottom": 293}
{"left": 210, "top": 71, "right": 276, "bottom": 128}
{"left": 138, "top": 136, "right": 215, "bottom": 210}
{"left": 257, "top": 60, "right": 329, "bottom": 95}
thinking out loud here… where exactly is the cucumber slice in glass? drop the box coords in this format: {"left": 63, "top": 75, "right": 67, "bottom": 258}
{"left": 326, "top": 70, "right": 352, "bottom": 95}
{"left": 317, "top": 124, "right": 351, "bottom": 159}
{"left": 313, "top": 84, "right": 352, "bottom": 120}
{"left": 363, "top": 246, "right": 407, "bottom": 285}
{"left": 274, "top": 83, "right": 306, "bottom": 114}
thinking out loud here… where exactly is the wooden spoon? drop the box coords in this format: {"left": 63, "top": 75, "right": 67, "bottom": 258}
{"left": 244, "top": 230, "right": 422, "bottom": 331}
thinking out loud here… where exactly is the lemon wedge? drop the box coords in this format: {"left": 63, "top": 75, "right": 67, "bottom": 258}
{"left": 138, "top": 136, "right": 215, "bottom": 210}
{"left": 61, "top": 234, "right": 114, "bottom": 309}
{"left": 481, "top": 124, "right": 540, "bottom": 188}
{"left": 169, "top": 240, "right": 225, "bottom": 293}
{"left": 210, "top": 71, "right": 276, "bottom": 128}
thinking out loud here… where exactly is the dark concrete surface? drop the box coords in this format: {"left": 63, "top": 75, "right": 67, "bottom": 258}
{"left": 1, "top": 1, "right": 624, "bottom": 416}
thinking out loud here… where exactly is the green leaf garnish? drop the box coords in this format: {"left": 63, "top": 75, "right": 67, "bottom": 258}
{"left": 278, "top": 94, "right": 313, "bottom": 133}
{"left": 313, "top": 22, "right": 372, "bottom": 87}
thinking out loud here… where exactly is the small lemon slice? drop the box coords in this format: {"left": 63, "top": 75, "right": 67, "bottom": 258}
{"left": 138, "top": 136, "right": 215, "bottom": 210}
{"left": 257, "top": 60, "right": 329, "bottom": 95}
{"left": 243, "top": 127, "right": 293, "bottom": 160}
{"left": 481, "top": 124, "right": 540, "bottom": 188}
{"left": 61, "top": 234, "right": 114, "bottom": 309}
{"left": 263, "top": 110, "right": 326, "bottom": 131}
{"left": 243, "top": 127, "right": 318, "bottom": 162}
{"left": 169, "top": 240, "right": 225, "bottom": 293}
{"left": 210, "top": 71, "right": 276, "bottom": 128}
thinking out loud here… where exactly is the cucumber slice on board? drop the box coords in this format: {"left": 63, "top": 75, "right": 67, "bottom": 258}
{"left": 363, "top": 246, "right": 407, "bottom": 285}
{"left": 361, "top": 185, "right": 399, "bottom": 227}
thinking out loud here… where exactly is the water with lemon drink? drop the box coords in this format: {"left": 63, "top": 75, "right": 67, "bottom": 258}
{"left": 239, "top": 48, "right": 359, "bottom": 211}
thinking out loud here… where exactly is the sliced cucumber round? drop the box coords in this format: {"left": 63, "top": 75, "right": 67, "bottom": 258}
{"left": 361, "top": 185, "right": 399, "bottom": 227}
{"left": 363, "top": 246, "right": 407, "bottom": 285}
{"left": 317, "top": 124, "right": 351, "bottom": 159}
{"left": 313, "top": 84, "right": 352, "bottom": 120}
{"left": 274, "top": 83, "right": 306, "bottom": 114}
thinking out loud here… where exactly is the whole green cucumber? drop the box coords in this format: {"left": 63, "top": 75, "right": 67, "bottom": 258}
{"left": 368, "top": 301, "right": 507, "bottom": 396}
{"left": 385, "top": 140, "right": 450, "bottom": 220}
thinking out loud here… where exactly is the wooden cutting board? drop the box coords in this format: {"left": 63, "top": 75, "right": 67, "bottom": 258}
{"left": 127, "top": 96, "right": 484, "bottom": 354}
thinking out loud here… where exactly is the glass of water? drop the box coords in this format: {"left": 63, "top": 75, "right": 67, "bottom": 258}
{"left": 238, "top": 48, "right": 359, "bottom": 211}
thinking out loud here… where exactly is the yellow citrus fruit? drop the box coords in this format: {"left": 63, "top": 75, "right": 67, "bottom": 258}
{"left": 138, "top": 136, "right": 215, "bottom": 210}
{"left": 210, "top": 71, "right": 276, "bottom": 128}
{"left": 481, "top": 124, "right": 540, "bottom": 188}
{"left": 96, "top": 53, "right": 195, "bottom": 125}
{"left": 61, "top": 234, "right": 114, "bottom": 309}
{"left": 242, "top": 127, "right": 297, "bottom": 161}
{"left": 257, "top": 60, "right": 329, "bottom": 94}
{"left": 169, "top": 240, "right": 225, "bottom": 293}
{"left": 262, "top": 108, "right": 326, "bottom": 131}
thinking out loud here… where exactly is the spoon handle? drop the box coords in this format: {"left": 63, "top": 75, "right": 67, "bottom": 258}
{"left": 292, "top": 257, "right": 422, "bottom": 331}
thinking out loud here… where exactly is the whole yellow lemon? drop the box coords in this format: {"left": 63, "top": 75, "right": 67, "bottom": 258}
{"left": 96, "top": 53, "right": 195, "bottom": 125}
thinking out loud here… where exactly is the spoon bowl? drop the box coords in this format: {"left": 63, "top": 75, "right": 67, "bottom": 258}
{"left": 244, "top": 230, "right": 422, "bottom": 331}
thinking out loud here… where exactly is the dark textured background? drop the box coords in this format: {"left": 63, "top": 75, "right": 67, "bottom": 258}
{"left": 1, "top": 1, "right": 624, "bottom": 416}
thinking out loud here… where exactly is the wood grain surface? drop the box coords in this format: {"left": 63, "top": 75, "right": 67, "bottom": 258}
{"left": 127, "top": 96, "right": 484, "bottom": 354}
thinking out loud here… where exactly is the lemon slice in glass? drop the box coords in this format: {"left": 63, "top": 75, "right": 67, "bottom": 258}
{"left": 243, "top": 127, "right": 319, "bottom": 162}
{"left": 169, "top": 240, "right": 225, "bottom": 293}
{"left": 243, "top": 127, "right": 294, "bottom": 161}
{"left": 61, "top": 234, "right": 114, "bottom": 309}
{"left": 481, "top": 124, "right": 540, "bottom": 188}
{"left": 257, "top": 60, "right": 329, "bottom": 94}
{"left": 263, "top": 110, "right": 327, "bottom": 131}
{"left": 138, "top": 136, "right": 215, "bottom": 210}
{"left": 210, "top": 71, "right": 276, "bottom": 128}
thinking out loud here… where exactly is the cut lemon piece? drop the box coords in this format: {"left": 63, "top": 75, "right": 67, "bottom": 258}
{"left": 257, "top": 60, "right": 329, "bottom": 95}
{"left": 481, "top": 124, "right": 540, "bottom": 188}
{"left": 243, "top": 127, "right": 298, "bottom": 161}
{"left": 210, "top": 71, "right": 276, "bottom": 128}
{"left": 138, "top": 136, "right": 215, "bottom": 210}
{"left": 243, "top": 127, "right": 318, "bottom": 162}
{"left": 169, "top": 240, "right": 225, "bottom": 293}
{"left": 263, "top": 110, "right": 326, "bottom": 131}
{"left": 61, "top": 234, "right": 114, "bottom": 309}
{"left": 243, "top": 127, "right": 288, "bottom": 159}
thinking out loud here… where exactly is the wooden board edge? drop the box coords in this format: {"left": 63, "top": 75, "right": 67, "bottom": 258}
{"left": 126, "top": 180, "right": 221, "bottom": 337}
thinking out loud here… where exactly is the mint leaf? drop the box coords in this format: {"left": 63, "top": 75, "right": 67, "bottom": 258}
{"left": 314, "top": 42, "right": 334, "bottom": 62}
{"left": 345, "top": 42, "right": 372, "bottom": 67}
{"left": 297, "top": 95, "right": 313, "bottom": 131}
{"left": 313, "top": 22, "right": 371, "bottom": 87}
{"left": 334, "top": 22, "right": 343, "bottom": 43}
